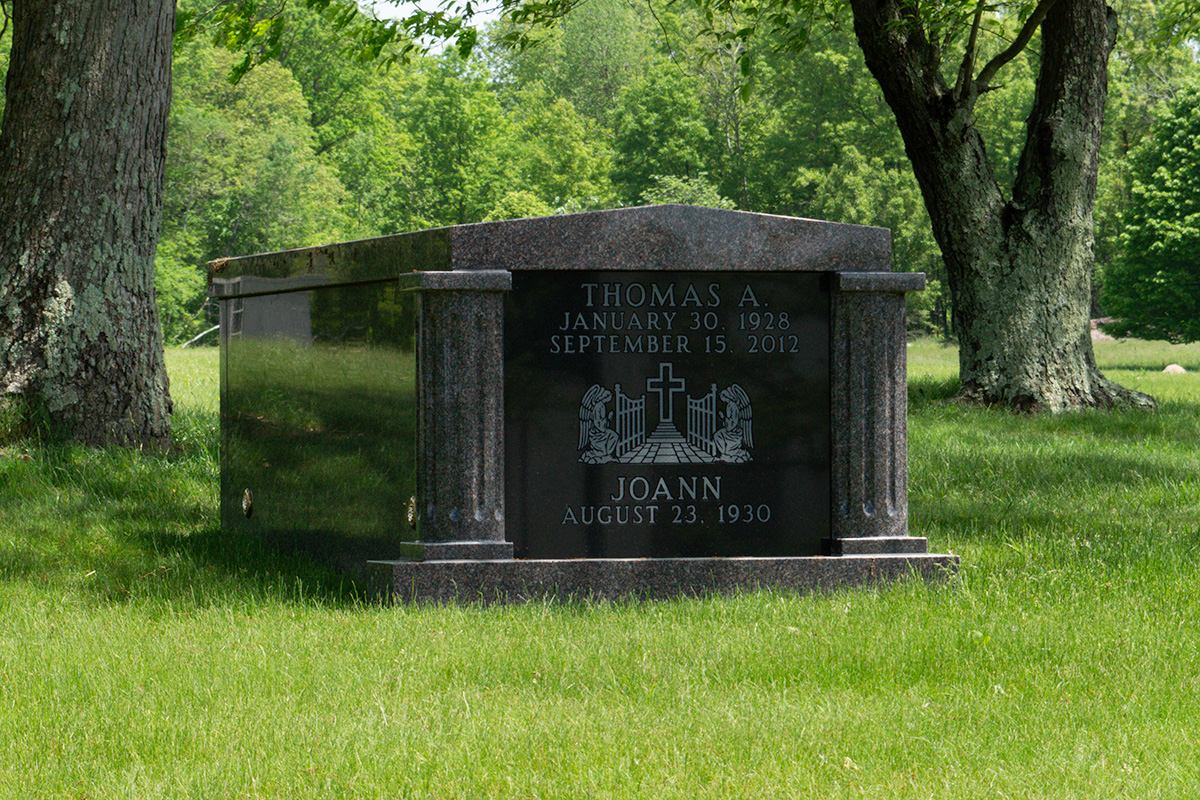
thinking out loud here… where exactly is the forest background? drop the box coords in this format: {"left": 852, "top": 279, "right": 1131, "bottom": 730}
{"left": 0, "top": 0, "right": 1196, "bottom": 346}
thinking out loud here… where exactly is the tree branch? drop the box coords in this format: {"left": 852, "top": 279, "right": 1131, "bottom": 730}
{"left": 975, "top": 0, "right": 1059, "bottom": 91}
{"left": 640, "top": 0, "right": 679, "bottom": 64}
{"left": 314, "top": 129, "right": 356, "bottom": 157}
{"left": 953, "top": 0, "right": 988, "bottom": 103}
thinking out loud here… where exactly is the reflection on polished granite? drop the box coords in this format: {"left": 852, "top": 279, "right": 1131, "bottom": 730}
{"left": 212, "top": 207, "right": 956, "bottom": 599}
{"left": 220, "top": 281, "right": 417, "bottom": 570}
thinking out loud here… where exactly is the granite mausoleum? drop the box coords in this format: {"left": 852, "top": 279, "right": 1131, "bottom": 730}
{"left": 209, "top": 205, "right": 958, "bottom": 601}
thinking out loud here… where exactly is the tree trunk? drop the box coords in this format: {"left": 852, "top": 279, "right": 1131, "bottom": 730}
{"left": 849, "top": 0, "right": 1154, "bottom": 411}
{"left": 0, "top": 0, "right": 174, "bottom": 446}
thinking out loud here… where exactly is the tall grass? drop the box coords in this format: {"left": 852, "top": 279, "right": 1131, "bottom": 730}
{"left": 0, "top": 342, "right": 1198, "bottom": 797}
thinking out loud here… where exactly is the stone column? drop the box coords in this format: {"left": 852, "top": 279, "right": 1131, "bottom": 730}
{"left": 398, "top": 270, "right": 514, "bottom": 561}
{"left": 829, "top": 271, "right": 927, "bottom": 556}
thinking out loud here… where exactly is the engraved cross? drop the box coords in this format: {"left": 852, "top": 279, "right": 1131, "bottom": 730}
{"left": 646, "top": 362, "right": 686, "bottom": 424}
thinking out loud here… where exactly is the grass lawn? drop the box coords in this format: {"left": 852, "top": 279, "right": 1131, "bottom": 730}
{"left": 0, "top": 340, "right": 1198, "bottom": 798}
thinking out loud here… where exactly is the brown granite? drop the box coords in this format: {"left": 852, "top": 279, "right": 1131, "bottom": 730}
{"left": 209, "top": 205, "right": 891, "bottom": 289}
{"left": 367, "top": 554, "right": 958, "bottom": 603}
{"left": 211, "top": 205, "right": 956, "bottom": 602}
{"left": 401, "top": 271, "right": 513, "bottom": 560}
{"left": 830, "top": 277, "right": 911, "bottom": 542}
{"left": 449, "top": 205, "right": 891, "bottom": 273}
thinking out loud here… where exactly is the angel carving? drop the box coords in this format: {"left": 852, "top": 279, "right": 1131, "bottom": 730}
{"left": 714, "top": 384, "right": 753, "bottom": 463}
{"left": 578, "top": 384, "right": 619, "bottom": 464}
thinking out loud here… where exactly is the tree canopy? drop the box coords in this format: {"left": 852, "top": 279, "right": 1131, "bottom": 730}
{"left": 133, "top": 0, "right": 1200, "bottom": 352}
{"left": 3, "top": 0, "right": 1200, "bottom": 447}
{"left": 1104, "top": 83, "right": 1200, "bottom": 343}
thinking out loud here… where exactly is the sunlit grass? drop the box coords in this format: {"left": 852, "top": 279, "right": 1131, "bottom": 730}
{"left": 0, "top": 342, "right": 1198, "bottom": 797}
{"left": 1094, "top": 337, "right": 1200, "bottom": 372}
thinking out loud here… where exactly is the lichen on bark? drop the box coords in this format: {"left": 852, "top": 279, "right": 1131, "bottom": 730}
{"left": 0, "top": 0, "right": 175, "bottom": 448}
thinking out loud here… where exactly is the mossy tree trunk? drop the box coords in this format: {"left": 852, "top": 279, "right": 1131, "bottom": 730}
{"left": 850, "top": 0, "right": 1154, "bottom": 411}
{"left": 0, "top": 0, "right": 174, "bottom": 446}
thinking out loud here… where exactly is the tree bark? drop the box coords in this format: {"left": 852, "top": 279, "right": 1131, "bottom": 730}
{"left": 0, "top": 0, "right": 174, "bottom": 446}
{"left": 849, "top": 0, "right": 1155, "bottom": 411}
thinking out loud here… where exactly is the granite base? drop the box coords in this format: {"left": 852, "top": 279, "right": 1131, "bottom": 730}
{"left": 828, "top": 536, "right": 930, "bottom": 555}
{"left": 399, "top": 540, "right": 515, "bottom": 560}
{"left": 367, "top": 553, "right": 960, "bottom": 604}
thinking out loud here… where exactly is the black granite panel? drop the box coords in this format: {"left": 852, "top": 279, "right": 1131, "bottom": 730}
{"left": 506, "top": 270, "right": 831, "bottom": 558}
{"left": 220, "top": 280, "right": 417, "bottom": 567}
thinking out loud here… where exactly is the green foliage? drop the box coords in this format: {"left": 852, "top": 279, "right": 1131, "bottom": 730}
{"left": 504, "top": 82, "right": 618, "bottom": 210}
{"left": 612, "top": 60, "right": 713, "bottom": 204}
{"left": 1094, "top": 0, "right": 1200, "bottom": 306}
{"left": 0, "top": 9, "right": 8, "bottom": 123}
{"left": 157, "top": 39, "right": 351, "bottom": 343}
{"left": 1105, "top": 84, "right": 1200, "bottom": 343}
{"left": 803, "top": 147, "right": 929, "bottom": 270}
{"left": 276, "top": 5, "right": 392, "bottom": 156}
{"left": 800, "top": 145, "right": 949, "bottom": 334}
{"left": 153, "top": 236, "right": 210, "bottom": 345}
{"left": 487, "top": 0, "right": 651, "bottom": 124}
{"left": 175, "top": 0, "right": 470, "bottom": 83}
{"left": 1153, "top": 0, "right": 1200, "bottom": 47}
{"left": 641, "top": 174, "right": 736, "bottom": 208}
{"left": 396, "top": 53, "right": 515, "bottom": 228}
{"left": 715, "top": 25, "right": 908, "bottom": 213}
{"left": 144, "top": 0, "right": 1200, "bottom": 348}
{"left": 668, "top": 0, "right": 1039, "bottom": 102}
{"left": 485, "top": 190, "right": 556, "bottom": 221}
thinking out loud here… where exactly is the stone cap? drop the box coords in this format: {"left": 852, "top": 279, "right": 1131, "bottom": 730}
{"left": 207, "top": 205, "right": 891, "bottom": 295}
{"left": 833, "top": 271, "right": 926, "bottom": 293}
{"left": 396, "top": 270, "right": 512, "bottom": 293}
